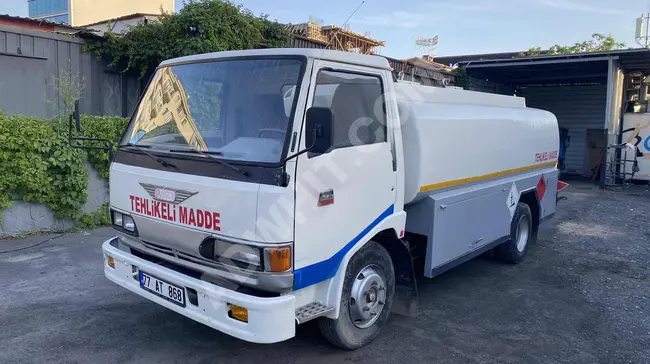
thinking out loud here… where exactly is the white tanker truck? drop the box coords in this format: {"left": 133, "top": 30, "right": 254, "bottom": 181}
{"left": 91, "top": 49, "right": 560, "bottom": 349}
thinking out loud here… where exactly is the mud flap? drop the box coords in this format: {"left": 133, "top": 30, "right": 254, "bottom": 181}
{"left": 392, "top": 283, "right": 419, "bottom": 317}
{"left": 389, "top": 240, "right": 419, "bottom": 317}
{"left": 375, "top": 231, "right": 419, "bottom": 317}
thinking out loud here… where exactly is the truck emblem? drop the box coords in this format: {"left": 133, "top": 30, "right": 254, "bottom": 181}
{"left": 139, "top": 183, "right": 198, "bottom": 205}
{"left": 318, "top": 189, "right": 335, "bottom": 207}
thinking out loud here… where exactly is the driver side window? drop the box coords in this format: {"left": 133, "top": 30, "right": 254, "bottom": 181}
{"left": 313, "top": 69, "right": 386, "bottom": 150}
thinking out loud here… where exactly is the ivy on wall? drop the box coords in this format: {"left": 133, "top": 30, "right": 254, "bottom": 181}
{"left": 85, "top": 0, "right": 291, "bottom": 78}
{"left": 0, "top": 112, "right": 128, "bottom": 222}
{"left": 78, "top": 203, "right": 111, "bottom": 229}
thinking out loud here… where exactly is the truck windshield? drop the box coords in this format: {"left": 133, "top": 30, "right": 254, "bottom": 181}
{"left": 121, "top": 57, "right": 305, "bottom": 164}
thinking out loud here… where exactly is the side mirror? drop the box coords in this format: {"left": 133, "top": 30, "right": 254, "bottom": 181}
{"left": 305, "top": 107, "right": 333, "bottom": 154}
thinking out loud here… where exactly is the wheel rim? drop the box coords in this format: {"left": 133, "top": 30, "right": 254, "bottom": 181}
{"left": 349, "top": 265, "right": 386, "bottom": 329}
{"left": 516, "top": 215, "right": 530, "bottom": 253}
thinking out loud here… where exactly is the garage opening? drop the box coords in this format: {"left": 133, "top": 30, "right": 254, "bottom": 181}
{"left": 432, "top": 50, "right": 650, "bottom": 187}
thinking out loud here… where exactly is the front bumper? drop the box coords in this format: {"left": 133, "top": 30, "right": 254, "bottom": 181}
{"left": 102, "top": 237, "right": 296, "bottom": 344}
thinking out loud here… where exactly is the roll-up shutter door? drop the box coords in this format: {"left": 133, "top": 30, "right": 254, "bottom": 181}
{"left": 523, "top": 85, "right": 607, "bottom": 176}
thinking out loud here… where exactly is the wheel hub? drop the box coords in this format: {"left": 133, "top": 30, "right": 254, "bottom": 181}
{"left": 516, "top": 215, "right": 530, "bottom": 253}
{"left": 349, "top": 265, "right": 386, "bottom": 329}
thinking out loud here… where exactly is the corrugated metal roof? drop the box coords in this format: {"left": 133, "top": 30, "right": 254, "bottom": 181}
{"left": 0, "top": 14, "right": 82, "bottom": 31}
{"left": 79, "top": 13, "right": 162, "bottom": 27}
{"left": 432, "top": 48, "right": 650, "bottom": 86}
{"left": 435, "top": 48, "right": 650, "bottom": 67}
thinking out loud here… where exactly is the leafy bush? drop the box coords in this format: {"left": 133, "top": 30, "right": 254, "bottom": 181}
{"left": 85, "top": 0, "right": 290, "bottom": 78}
{"left": 79, "top": 203, "right": 111, "bottom": 229}
{"left": 0, "top": 112, "right": 127, "bottom": 220}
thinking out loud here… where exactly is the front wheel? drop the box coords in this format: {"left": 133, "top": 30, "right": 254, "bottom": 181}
{"left": 319, "top": 242, "right": 395, "bottom": 350}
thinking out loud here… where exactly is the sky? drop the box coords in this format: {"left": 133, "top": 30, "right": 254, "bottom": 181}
{"left": 1, "top": 0, "right": 648, "bottom": 59}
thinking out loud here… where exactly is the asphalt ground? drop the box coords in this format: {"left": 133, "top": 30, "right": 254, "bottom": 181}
{"left": 1, "top": 183, "right": 649, "bottom": 364}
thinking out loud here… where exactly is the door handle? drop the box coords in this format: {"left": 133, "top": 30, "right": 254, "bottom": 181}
{"left": 470, "top": 237, "right": 484, "bottom": 248}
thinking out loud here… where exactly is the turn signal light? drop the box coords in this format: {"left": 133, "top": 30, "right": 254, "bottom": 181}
{"left": 264, "top": 247, "right": 291, "bottom": 272}
{"left": 229, "top": 304, "right": 248, "bottom": 323}
{"left": 106, "top": 255, "right": 115, "bottom": 269}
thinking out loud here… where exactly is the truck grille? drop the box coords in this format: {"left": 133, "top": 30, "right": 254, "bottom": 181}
{"left": 140, "top": 240, "right": 226, "bottom": 270}
{"left": 141, "top": 241, "right": 175, "bottom": 256}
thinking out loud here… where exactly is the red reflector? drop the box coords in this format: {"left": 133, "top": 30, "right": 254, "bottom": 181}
{"left": 317, "top": 199, "right": 334, "bottom": 207}
{"left": 557, "top": 180, "right": 569, "bottom": 192}
{"left": 536, "top": 176, "right": 547, "bottom": 201}
{"left": 399, "top": 230, "right": 404, "bottom": 238}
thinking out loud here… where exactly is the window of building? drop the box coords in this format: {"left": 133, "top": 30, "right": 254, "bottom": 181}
{"left": 43, "top": 14, "right": 69, "bottom": 23}
{"left": 313, "top": 69, "right": 386, "bottom": 149}
{"left": 28, "top": 0, "right": 68, "bottom": 18}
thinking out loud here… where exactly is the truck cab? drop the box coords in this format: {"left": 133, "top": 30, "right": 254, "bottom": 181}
{"left": 103, "top": 48, "right": 406, "bottom": 347}
{"left": 101, "top": 48, "right": 558, "bottom": 349}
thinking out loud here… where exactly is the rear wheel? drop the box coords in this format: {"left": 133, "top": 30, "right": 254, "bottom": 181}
{"left": 496, "top": 202, "right": 536, "bottom": 264}
{"left": 319, "top": 242, "right": 395, "bottom": 350}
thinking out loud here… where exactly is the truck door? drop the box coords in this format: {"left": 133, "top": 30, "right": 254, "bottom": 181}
{"left": 292, "top": 61, "right": 397, "bottom": 289}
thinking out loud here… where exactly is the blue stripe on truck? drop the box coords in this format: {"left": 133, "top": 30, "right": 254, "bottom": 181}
{"left": 293, "top": 204, "right": 395, "bottom": 290}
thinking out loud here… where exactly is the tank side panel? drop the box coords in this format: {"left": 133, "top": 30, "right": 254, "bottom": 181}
{"left": 400, "top": 99, "right": 559, "bottom": 204}
{"left": 405, "top": 166, "right": 557, "bottom": 278}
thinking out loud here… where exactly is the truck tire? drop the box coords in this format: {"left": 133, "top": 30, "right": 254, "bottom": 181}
{"left": 496, "top": 202, "right": 536, "bottom": 264}
{"left": 319, "top": 241, "right": 395, "bottom": 350}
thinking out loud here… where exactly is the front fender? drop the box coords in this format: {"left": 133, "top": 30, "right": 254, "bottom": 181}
{"left": 323, "top": 210, "right": 407, "bottom": 319}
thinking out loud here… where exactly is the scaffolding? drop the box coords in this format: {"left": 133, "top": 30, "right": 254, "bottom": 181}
{"left": 286, "top": 19, "right": 385, "bottom": 55}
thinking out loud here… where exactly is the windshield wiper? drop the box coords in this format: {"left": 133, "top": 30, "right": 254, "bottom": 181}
{"left": 169, "top": 147, "right": 249, "bottom": 177}
{"left": 120, "top": 143, "right": 178, "bottom": 170}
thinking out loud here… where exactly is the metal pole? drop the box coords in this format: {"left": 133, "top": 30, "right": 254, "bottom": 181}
{"left": 602, "top": 58, "right": 615, "bottom": 189}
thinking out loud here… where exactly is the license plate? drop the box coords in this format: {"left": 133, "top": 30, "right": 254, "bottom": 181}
{"left": 139, "top": 271, "right": 186, "bottom": 307}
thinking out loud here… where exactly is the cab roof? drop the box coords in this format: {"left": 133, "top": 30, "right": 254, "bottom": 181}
{"left": 159, "top": 48, "right": 391, "bottom": 70}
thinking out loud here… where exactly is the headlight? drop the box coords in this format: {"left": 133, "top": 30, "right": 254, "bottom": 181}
{"left": 215, "top": 240, "right": 263, "bottom": 270}
{"left": 113, "top": 211, "right": 123, "bottom": 226}
{"left": 200, "top": 238, "right": 292, "bottom": 273}
{"left": 123, "top": 215, "right": 136, "bottom": 232}
{"left": 111, "top": 209, "right": 138, "bottom": 236}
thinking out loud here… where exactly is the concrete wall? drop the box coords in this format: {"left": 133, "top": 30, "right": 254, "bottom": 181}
{"left": 0, "top": 162, "right": 109, "bottom": 237}
{"left": 71, "top": 0, "right": 173, "bottom": 26}
{"left": 0, "top": 25, "right": 142, "bottom": 119}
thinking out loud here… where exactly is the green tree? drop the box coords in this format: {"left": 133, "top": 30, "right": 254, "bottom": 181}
{"left": 519, "top": 33, "right": 626, "bottom": 57}
{"left": 85, "top": 0, "right": 290, "bottom": 78}
{"left": 453, "top": 67, "right": 471, "bottom": 90}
